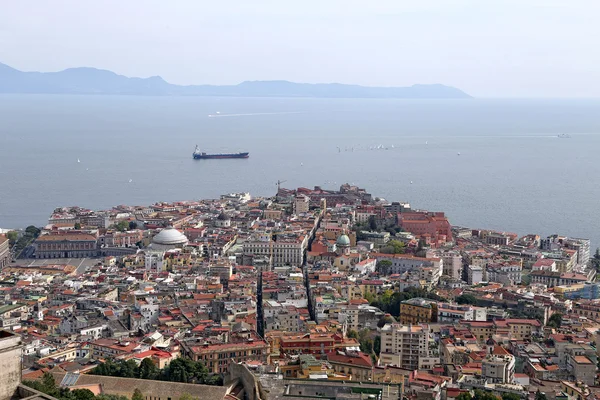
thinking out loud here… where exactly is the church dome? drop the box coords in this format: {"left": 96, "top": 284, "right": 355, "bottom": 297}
{"left": 336, "top": 234, "right": 351, "bottom": 247}
{"left": 217, "top": 212, "right": 229, "bottom": 221}
{"left": 152, "top": 227, "right": 188, "bottom": 247}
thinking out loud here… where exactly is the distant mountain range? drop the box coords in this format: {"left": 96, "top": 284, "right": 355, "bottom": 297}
{"left": 0, "top": 62, "right": 471, "bottom": 98}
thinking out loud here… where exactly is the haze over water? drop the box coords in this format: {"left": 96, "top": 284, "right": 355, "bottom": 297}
{"left": 1, "top": 95, "right": 599, "bottom": 247}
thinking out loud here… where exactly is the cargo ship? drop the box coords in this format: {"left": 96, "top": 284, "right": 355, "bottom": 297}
{"left": 193, "top": 145, "right": 249, "bottom": 159}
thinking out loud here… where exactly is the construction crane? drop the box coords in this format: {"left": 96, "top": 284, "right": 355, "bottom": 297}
{"left": 276, "top": 179, "right": 287, "bottom": 191}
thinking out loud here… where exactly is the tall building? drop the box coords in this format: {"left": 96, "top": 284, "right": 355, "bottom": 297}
{"left": 379, "top": 323, "right": 430, "bottom": 370}
{"left": 294, "top": 194, "right": 310, "bottom": 214}
{"left": 564, "top": 237, "right": 591, "bottom": 267}
{"left": 0, "top": 236, "right": 9, "bottom": 270}
{"left": 441, "top": 251, "right": 462, "bottom": 279}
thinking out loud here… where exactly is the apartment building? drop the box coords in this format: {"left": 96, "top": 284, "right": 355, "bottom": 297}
{"left": 379, "top": 323, "right": 431, "bottom": 370}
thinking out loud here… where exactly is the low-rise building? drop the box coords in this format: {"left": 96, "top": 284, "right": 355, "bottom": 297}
{"left": 399, "top": 298, "right": 438, "bottom": 325}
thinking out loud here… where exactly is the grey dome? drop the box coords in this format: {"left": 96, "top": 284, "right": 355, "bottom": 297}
{"left": 336, "top": 234, "right": 351, "bottom": 247}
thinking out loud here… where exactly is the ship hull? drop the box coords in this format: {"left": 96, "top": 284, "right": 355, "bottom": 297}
{"left": 193, "top": 152, "right": 249, "bottom": 159}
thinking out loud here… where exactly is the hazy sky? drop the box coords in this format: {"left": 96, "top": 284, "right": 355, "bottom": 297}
{"left": 1, "top": 0, "right": 599, "bottom": 97}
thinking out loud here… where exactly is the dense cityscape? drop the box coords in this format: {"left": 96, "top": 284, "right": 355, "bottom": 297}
{"left": 0, "top": 183, "right": 599, "bottom": 400}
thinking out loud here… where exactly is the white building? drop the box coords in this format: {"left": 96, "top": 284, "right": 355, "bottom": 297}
{"left": 379, "top": 323, "right": 431, "bottom": 370}
{"left": 243, "top": 233, "right": 307, "bottom": 267}
{"left": 466, "top": 265, "right": 484, "bottom": 285}
{"left": 144, "top": 251, "right": 164, "bottom": 273}
{"left": 482, "top": 354, "right": 515, "bottom": 384}
{"left": 441, "top": 251, "right": 463, "bottom": 279}
{"left": 294, "top": 194, "right": 310, "bottom": 214}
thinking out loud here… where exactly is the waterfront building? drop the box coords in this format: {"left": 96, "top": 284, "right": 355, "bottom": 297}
{"left": 398, "top": 211, "right": 453, "bottom": 246}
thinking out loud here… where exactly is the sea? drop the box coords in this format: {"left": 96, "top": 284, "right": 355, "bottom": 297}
{"left": 1, "top": 95, "right": 599, "bottom": 247}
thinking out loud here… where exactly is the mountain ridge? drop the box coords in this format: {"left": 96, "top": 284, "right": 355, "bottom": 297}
{"left": 0, "top": 62, "right": 472, "bottom": 98}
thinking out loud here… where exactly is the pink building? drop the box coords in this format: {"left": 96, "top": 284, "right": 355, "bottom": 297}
{"left": 398, "top": 211, "right": 453, "bottom": 246}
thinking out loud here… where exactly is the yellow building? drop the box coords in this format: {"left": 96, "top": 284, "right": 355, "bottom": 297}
{"left": 399, "top": 298, "right": 438, "bottom": 324}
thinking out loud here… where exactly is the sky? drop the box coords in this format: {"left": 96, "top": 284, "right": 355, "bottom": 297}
{"left": 1, "top": 0, "right": 599, "bottom": 97}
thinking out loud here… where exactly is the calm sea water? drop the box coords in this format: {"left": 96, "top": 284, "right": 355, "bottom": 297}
{"left": 1, "top": 95, "right": 599, "bottom": 247}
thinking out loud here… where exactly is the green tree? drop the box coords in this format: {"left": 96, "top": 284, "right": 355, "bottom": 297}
{"left": 41, "top": 372, "right": 58, "bottom": 394}
{"left": 132, "top": 388, "right": 144, "bottom": 400}
{"left": 368, "top": 216, "right": 377, "bottom": 231}
{"left": 456, "top": 393, "right": 473, "bottom": 400}
{"left": 373, "top": 335, "right": 381, "bottom": 355}
{"left": 381, "top": 240, "right": 406, "bottom": 255}
{"left": 501, "top": 394, "right": 520, "bottom": 400}
{"left": 71, "top": 389, "right": 96, "bottom": 400}
{"left": 473, "top": 389, "right": 499, "bottom": 400}
{"left": 96, "top": 395, "right": 130, "bottom": 400}
{"left": 357, "top": 329, "right": 374, "bottom": 354}
{"left": 119, "top": 359, "right": 139, "bottom": 378}
{"left": 6, "top": 230, "right": 18, "bottom": 244}
{"left": 547, "top": 313, "right": 562, "bottom": 329}
{"left": 376, "top": 260, "right": 392, "bottom": 275}
{"left": 456, "top": 294, "right": 478, "bottom": 305}
{"left": 377, "top": 314, "right": 395, "bottom": 328}
{"left": 138, "top": 357, "right": 159, "bottom": 380}
{"left": 25, "top": 225, "right": 41, "bottom": 237}
{"left": 74, "top": 222, "right": 82, "bottom": 230}
{"left": 347, "top": 329, "right": 358, "bottom": 339}
{"left": 115, "top": 221, "right": 129, "bottom": 232}
{"left": 179, "top": 394, "right": 196, "bottom": 400}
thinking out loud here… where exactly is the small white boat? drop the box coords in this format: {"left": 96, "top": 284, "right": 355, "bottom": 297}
{"left": 77, "top": 158, "right": 80, "bottom": 163}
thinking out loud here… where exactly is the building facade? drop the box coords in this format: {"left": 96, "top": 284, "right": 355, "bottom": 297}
{"left": 379, "top": 324, "right": 430, "bottom": 370}
{"left": 0, "top": 237, "right": 9, "bottom": 270}
{"left": 34, "top": 234, "right": 98, "bottom": 258}
{"left": 399, "top": 298, "right": 438, "bottom": 325}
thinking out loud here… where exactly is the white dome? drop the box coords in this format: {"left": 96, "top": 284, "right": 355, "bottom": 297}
{"left": 152, "top": 227, "right": 188, "bottom": 246}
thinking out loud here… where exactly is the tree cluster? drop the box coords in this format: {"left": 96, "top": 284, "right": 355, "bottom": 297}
{"left": 347, "top": 329, "right": 381, "bottom": 363}
{"left": 24, "top": 373, "right": 128, "bottom": 400}
{"left": 546, "top": 313, "right": 562, "bottom": 329}
{"left": 369, "top": 287, "right": 446, "bottom": 318}
{"left": 455, "top": 294, "right": 479, "bottom": 306}
{"left": 380, "top": 240, "right": 406, "bottom": 255}
{"left": 11, "top": 225, "right": 41, "bottom": 256}
{"left": 91, "top": 357, "right": 222, "bottom": 386}
{"left": 455, "top": 390, "right": 523, "bottom": 400}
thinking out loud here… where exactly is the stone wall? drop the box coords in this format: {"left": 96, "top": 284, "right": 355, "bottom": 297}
{"left": 0, "top": 330, "right": 22, "bottom": 400}
{"left": 229, "top": 363, "right": 266, "bottom": 400}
